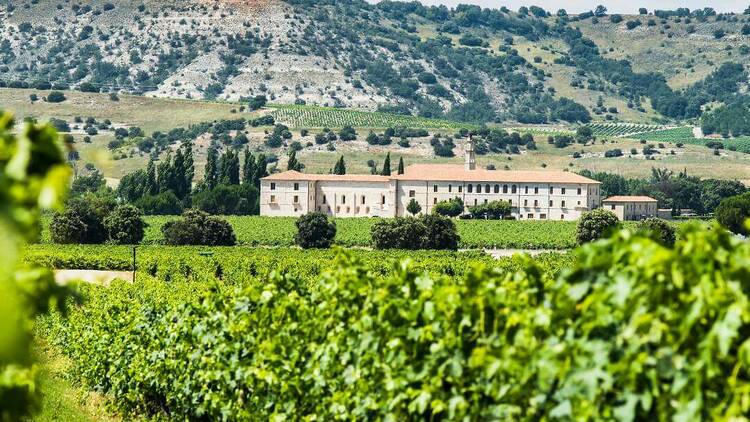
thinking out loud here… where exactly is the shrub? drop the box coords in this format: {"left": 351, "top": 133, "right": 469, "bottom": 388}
{"left": 715, "top": 192, "right": 750, "bottom": 235}
{"left": 576, "top": 208, "right": 620, "bottom": 244}
{"left": 371, "top": 215, "right": 459, "bottom": 250}
{"left": 192, "top": 184, "right": 259, "bottom": 216}
{"left": 637, "top": 217, "right": 676, "bottom": 246}
{"left": 468, "top": 200, "right": 511, "bottom": 219}
{"left": 46, "top": 91, "right": 66, "bottom": 103}
{"left": 295, "top": 212, "right": 337, "bottom": 249}
{"left": 433, "top": 197, "right": 464, "bottom": 217}
{"left": 104, "top": 205, "right": 146, "bottom": 245}
{"left": 162, "top": 210, "right": 236, "bottom": 246}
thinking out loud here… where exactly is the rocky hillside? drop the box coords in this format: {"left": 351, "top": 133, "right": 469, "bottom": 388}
{"left": 1, "top": 0, "right": 748, "bottom": 124}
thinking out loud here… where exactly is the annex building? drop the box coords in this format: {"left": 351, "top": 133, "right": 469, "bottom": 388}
{"left": 260, "top": 139, "right": 603, "bottom": 220}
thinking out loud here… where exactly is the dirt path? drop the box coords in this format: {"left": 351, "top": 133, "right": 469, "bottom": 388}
{"left": 54, "top": 270, "right": 133, "bottom": 286}
{"left": 482, "top": 249, "right": 567, "bottom": 258}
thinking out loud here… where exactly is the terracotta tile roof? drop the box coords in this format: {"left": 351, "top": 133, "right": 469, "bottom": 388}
{"left": 263, "top": 170, "right": 390, "bottom": 182}
{"left": 603, "top": 196, "right": 657, "bottom": 203}
{"left": 391, "top": 164, "right": 601, "bottom": 184}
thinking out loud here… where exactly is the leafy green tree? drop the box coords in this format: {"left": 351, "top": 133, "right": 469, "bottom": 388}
{"left": 637, "top": 217, "right": 676, "bottom": 246}
{"left": 134, "top": 191, "right": 183, "bottom": 215}
{"left": 46, "top": 91, "right": 66, "bottom": 103}
{"left": 162, "top": 210, "right": 236, "bottom": 246}
{"left": 192, "top": 184, "right": 259, "bottom": 215}
{"left": 406, "top": 198, "right": 421, "bottom": 215}
{"left": 70, "top": 169, "right": 106, "bottom": 196}
{"left": 576, "top": 208, "right": 620, "bottom": 244}
{"left": 145, "top": 158, "right": 158, "bottom": 196}
{"left": 295, "top": 212, "right": 337, "bottom": 249}
{"left": 104, "top": 204, "right": 146, "bottom": 245}
{"left": 220, "top": 149, "right": 240, "bottom": 185}
{"left": 433, "top": 197, "right": 464, "bottom": 217}
{"left": 242, "top": 147, "right": 255, "bottom": 184}
{"left": 469, "top": 200, "right": 511, "bottom": 219}
{"left": 116, "top": 169, "right": 148, "bottom": 202}
{"left": 715, "top": 192, "right": 750, "bottom": 235}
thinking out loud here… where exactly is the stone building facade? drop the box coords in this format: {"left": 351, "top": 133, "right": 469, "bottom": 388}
{"left": 261, "top": 140, "right": 602, "bottom": 220}
{"left": 602, "top": 196, "right": 658, "bottom": 221}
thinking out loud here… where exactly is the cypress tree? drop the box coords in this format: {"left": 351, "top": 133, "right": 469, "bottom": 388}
{"left": 145, "top": 158, "right": 158, "bottom": 195}
{"left": 220, "top": 150, "right": 241, "bottom": 185}
{"left": 253, "top": 154, "right": 268, "bottom": 188}
{"left": 287, "top": 150, "right": 302, "bottom": 171}
{"left": 397, "top": 157, "right": 405, "bottom": 175}
{"left": 381, "top": 152, "right": 391, "bottom": 176}
{"left": 242, "top": 147, "right": 255, "bottom": 184}
{"left": 333, "top": 156, "right": 346, "bottom": 175}
{"left": 157, "top": 153, "right": 174, "bottom": 194}
{"left": 204, "top": 146, "right": 219, "bottom": 189}
{"left": 183, "top": 143, "right": 194, "bottom": 187}
{"left": 172, "top": 148, "right": 188, "bottom": 199}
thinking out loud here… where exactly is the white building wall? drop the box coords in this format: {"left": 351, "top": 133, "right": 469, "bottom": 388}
{"left": 262, "top": 178, "right": 602, "bottom": 220}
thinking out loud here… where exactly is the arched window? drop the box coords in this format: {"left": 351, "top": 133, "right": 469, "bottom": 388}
{"left": 503, "top": 185, "right": 508, "bottom": 194}
{"left": 511, "top": 185, "right": 517, "bottom": 194}
{"left": 484, "top": 184, "right": 490, "bottom": 193}
{"left": 494, "top": 185, "right": 500, "bottom": 193}
{"left": 468, "top": 184, "right": 473, "bottom": 193}
{"left": 476, "top": 184, "right": 481, "bottom": 193}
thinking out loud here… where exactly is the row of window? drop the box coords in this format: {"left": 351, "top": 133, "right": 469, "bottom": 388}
{"left": 431, "top": 184, "right": 585, "bottom": 195}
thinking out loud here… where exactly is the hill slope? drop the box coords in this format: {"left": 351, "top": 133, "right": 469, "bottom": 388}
{"left": 0, "top": 1, "right": 748, "bottom": 125}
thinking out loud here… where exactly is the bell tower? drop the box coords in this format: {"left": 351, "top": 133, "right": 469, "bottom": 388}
{"left": 465, "top": 135, "right": 476, "bottom": 171}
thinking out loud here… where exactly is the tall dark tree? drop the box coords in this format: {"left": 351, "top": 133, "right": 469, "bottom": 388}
{"left": 172, "top": 148, "right": 189, "bottom": 199}
{"left": 333, "top": 156, "right": 346, "bottom": 175}
{"left": 204, "top": 146, "right": 219, "bottom": 189}
{"left": 253, "top": 154, "right": 268, "bottom": 188}
{"left": 242, "top": 147, "right": 255, "bottom": 184}
{"left": 287, "top": 150, "right": 302, "bottom": 171}
{"left": 381, "top": 152, "right": 391, "bottom": 176}
{"left": 397, "top": 157, "right": 405, "bottom": 175}
{"left": 183, "top": 143, "right": 194, "bottom": 187}
{"left": 145, "top": 158, "right": 158, "bottom": 196}
{"left": 220, "top": 149, "right": 240, "bottom": 185}
{"left": 157, "top": 153, "right": 175, "bottom": 194}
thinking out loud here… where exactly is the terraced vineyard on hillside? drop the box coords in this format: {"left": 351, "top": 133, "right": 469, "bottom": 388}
{"left": 587, "top": 123, "right": 669, "bottom": 138}
{"left": 269, "top": 104, "right": 471, "bottom": 130}
{"left": 633, "top": 127, "right": 750, "bottom": 153}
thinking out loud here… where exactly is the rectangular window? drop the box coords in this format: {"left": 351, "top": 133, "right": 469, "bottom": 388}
{"left": 561, "top": 201, "right": 566, "bottom": 208}
{"left": 293, "top": 183, "right": 299, "bottom": 191}
{"left": 525, "top": 186, "right": 529, "bottom": 194}
{"left": 540, "top": 214, "right": 547, "bottom": 220}
{"left": 534, "top": 200, "right": 539, "bottom": 207}
{"left": 550, "top": 187, "right": 554, "bottom": 194}
{"left": 433, "top": 185, "right": 438, "bottom": 193}
{"left": 549, "top": 200, "right": 553, "bottom": 207}
{"left": 448, "top": 185, "right": 452, "bottom": 193}
{"left": 381, "top": 195, "right": 386, "bottom": 205}
{"left": 342, "top": 196, "right": 346, "bottom": 204}
{"left": 577, "top": 188, "right": 582, "bottom": 195}
{"left": 524, "top": 199, "right": 528, "bottom": 207}
{"left": 322, "top": 195, "right": 327, "bottom": 204}
{"left": 611, "top": 205, "right": 616, "bottom": 210}
{"left": 527, "top": 213, "right": 534, "bottom": 219}
{"left": 270, "top": 182, "right": 276, "bottom": 190}
{"left": 458, "top": 186, "right": 462, "bottom": 193}
{"left": 434, "top": 198, "right": 438, "bottom": 205}
{"left": 270, "top": 195, "right": 276, "bottom": 203}
{"left": 361, "top": 196, "right": 366, "bottom": 205}
{"left": 293, "top": 195, "right": 299, "bottom": 204}
{"left": 534, "top": 187, "right": 539, "bottom": 194}
{"left": 409, "top": 190, "right": 415, "bottom": 198}
{"left": 562, "top": 188, "right": 566, "bottom": 194}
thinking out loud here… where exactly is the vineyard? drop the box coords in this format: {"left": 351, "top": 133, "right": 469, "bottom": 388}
{"left": 268, "top": 104, "right": 471, "bottom": 129}
{"left": 587, "top": 122, "right": 669, "bottom": 138}
{"left": 40, "top": 216, "right": 620, "bottom": 250}
{"left": 34, "top": 223, "right": 750, "bottom": 420}
{"left": 632, "top": 127, "right": 750, "bottom": 153}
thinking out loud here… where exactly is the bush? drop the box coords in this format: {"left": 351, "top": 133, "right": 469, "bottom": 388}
{"left": 104, "top": 205, "right": 146, "bottom": 245}
{"left": 134, "top": 192, "right": 183, "bottom": 215}
{"left": 162, "top": 210, "right": 236, "bottom": 246}
{"left": 50, "top": 201, "right": 107, "bottom": 244}
{"left": 295, "top": 212, "right": 337, "bottom": 249}
{"left": 432, "top": 197, "right": 464, "bottom": 217}
{"left": 406, "top": 198, "right": 422, "bottom": 215}
{"left": 468, "top": 200, "right": 511, "bottom": 219}
{"left": 371, "top": 215, "right": 459, "bottom": 250}
{"left": 46, "top": 91, "right": 66, "bottom": 103}
{"left": 637, "top": 217, "right": 676, "bottom": 246}
{"left": 192, "top": 184, "right": 259, "bottom": 216}
{"left": 715, "top": 192, "right": 750, "bottom": 235}
{"left": 576, "top": 208, "right": 620, "bottom": 244}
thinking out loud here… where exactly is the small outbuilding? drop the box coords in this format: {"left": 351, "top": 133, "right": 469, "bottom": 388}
{"left": 602, "top": 196, "right": 658, "bottom": 221}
